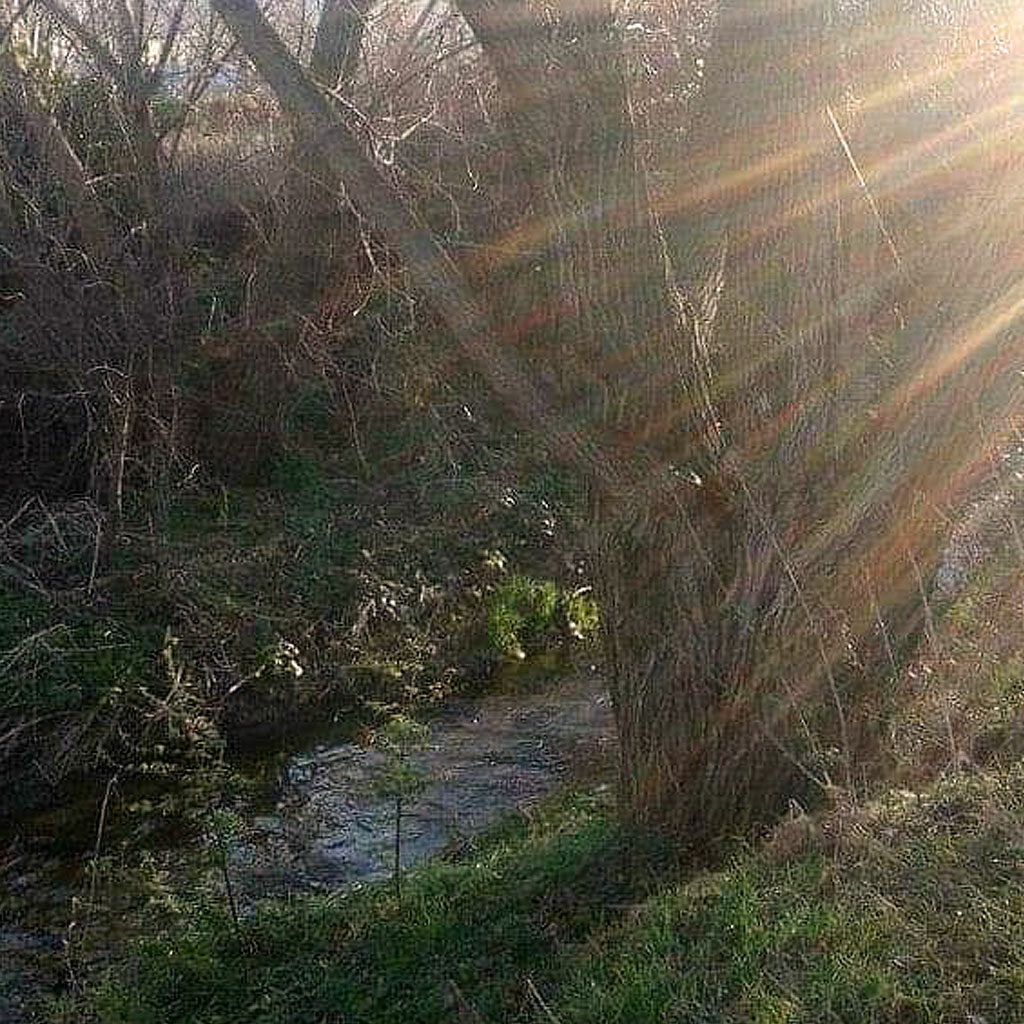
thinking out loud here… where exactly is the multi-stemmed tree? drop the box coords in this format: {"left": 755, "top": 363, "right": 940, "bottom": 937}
{"left": 209, "top": 0, "right": 1024, "bottom": 843}
{"left": 23, "top": 0, "right": 1018, "bottom": 844}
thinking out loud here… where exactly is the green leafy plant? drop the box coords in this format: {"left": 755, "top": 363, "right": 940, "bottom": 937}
{"left": 487, "top": 575, "right": 600, "bottom": 659}
{"left": 370, "top": 713, "right": 431, "bottom": 904}
{"left": 1, "top": 618, "right": 153, "bottom": 718}
{"left": 271, "top": 450, "right": 326, "bottom": 501}
{"left": 203, "top": 807, "right": 245, "bottom": 943}
{"left": 487, "top": 575, "right": 560, "bottom": 659}
{"left": 255, "top": 638, "right": 305, "bottom": 681}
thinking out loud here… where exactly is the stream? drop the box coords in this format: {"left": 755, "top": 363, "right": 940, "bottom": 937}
{"left": 0, "top": 668, "right": 615, "bottom": 1021}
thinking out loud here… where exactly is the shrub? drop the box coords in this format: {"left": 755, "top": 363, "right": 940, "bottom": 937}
{"left": 486, "top": 575, "right": 561, "bottom": 659}
{"left": 0, "top": 617, "right": 154, "bottom": 718}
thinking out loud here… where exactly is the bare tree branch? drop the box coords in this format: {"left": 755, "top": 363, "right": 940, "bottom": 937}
{"left": 31, "top": 0, "right": 122, "bottom": 85}
{"left": 0, "top": 38, "right": 116, "bottom": 264}
{"left": 0, "top": 0, "right": 32, "bottom": 48}
{"left": 208, "top": 0, "right": 640, "bottom": 501}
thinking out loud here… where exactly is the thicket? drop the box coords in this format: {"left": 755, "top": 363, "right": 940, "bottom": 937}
{"left": 0, "top": 0, "right": 615, "bottom": 813}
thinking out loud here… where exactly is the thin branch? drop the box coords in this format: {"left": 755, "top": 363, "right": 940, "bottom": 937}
{"left": 31, "top": 0, "right": 122, "bottom": 85}
{"left": 826, "top": 103, "right": 902, "bottom": 271}
{"left": 146, "top": 0, "right": 187, "bottom": 90}
{"left": 525, "top": 978, "right": 563, "bottom": 1024}
{"left": 0, "top": 0, "right": 33, "bottom": 49}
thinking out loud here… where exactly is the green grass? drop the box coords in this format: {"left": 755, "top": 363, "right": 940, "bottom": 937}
{"left": 59, "top": 762, "right": 1024, "bottom": 1024}
{"left": 63, "top": 788, "right": 641, "bottom": 1024}
{"left": 0, "top": 578, "right": 160, "bottom": 718}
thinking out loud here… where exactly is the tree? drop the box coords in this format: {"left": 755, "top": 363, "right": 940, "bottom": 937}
{"left": 370, "top": 712, "right": 430, "bottom": 905}
{"left": 259, "top": 0, "right": 375, "bottom": 314}
{"left": 309, "top": 0, "right": 372, "bottom": 90}
{"left": 210, "top": 0, "right": 1024, "bottom": 845}
{"left": 0, "top": 0, "right": 236, "bottom": 547}
{"left": 451, "top": 0, "right": 1024, "bottom": 841}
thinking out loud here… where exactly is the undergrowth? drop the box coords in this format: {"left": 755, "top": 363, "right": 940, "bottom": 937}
{"left": 54, "top": 761, "right": 1024, "bottom": 1024}
{"left": 486, "top": 574, "right": 598, "bottom": 659}
{"left": 0, "top": 363, "right": 594, "bottom": 814}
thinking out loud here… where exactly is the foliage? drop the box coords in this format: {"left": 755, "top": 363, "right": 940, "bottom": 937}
{"left": 369, "top": 711, "right": 432, "bottom": 812}
{"left": 486, "top": 574, "right": 600, "bottom": 659}
{"left": 270, "top": 450, "right": 328, "bottom": 502}
{"left": 0, "top": 610, "right": 157, "bottom": 718}
{"left": 487, "top": 575, "right": 559, "bottom": 659}
{"left": 64, "top": 761, "right": 1024, "bottom": 1024}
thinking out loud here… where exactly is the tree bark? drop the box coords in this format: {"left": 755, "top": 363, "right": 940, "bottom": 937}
{"left": 458, "top": 0, "right": 1017, "bottom": 841}
{"left": 309, "top": 0, "right": 372, "bottom": 90}
{"left": 599, "top": 0, "right": 936, "bottom": 836}
{"left": 605, "top": 0, "right": 1024, "bottom": 836}
{"left": 452, "top": 0, "right": 820, "bottom": 838}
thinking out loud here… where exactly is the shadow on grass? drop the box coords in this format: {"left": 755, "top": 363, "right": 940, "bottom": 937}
{"left": 77, "top": 789, "right": 682, "bottom": 1024}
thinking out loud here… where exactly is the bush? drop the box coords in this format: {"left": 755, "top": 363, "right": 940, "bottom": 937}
{"left": 487, "top": 575, "right": 574, "bottom": 660}
{"left": 0, "top": 615, "right": 155, "bottom": 718}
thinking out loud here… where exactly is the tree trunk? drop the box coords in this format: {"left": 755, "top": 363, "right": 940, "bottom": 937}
{"left": 606, "top": 2, "right": 851, "bottom": 837}
{"left": 459, "top": 0, "right": 1012, "bottom": 841}
{"left": 309, "top": 0, "right": 372, "bottom": 90}
{"left": 605, "top": 0, "right": 1024, "bottom": 837}
{"left": 253, "top": 0, "right": 373, "bottom": 318}
{"left": 452, "top": 0, "right": 832, "bottom": 839}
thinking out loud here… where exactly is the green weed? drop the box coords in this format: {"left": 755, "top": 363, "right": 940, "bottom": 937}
{"left": 487, "top": 575, "right": 559, "bottom": 659}
{"left": 487, "top": 575, "right": 599, "bottom": 659}
{"left": 563, "top": 586, "right": 599, "bottom": 642}
{"left": 270, "top": 450, "right": 327, "bottom": 503}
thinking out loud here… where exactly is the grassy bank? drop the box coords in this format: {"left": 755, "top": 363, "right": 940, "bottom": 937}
{"left": 53, "top": 758, "right": 1024, "bottom": 1024}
